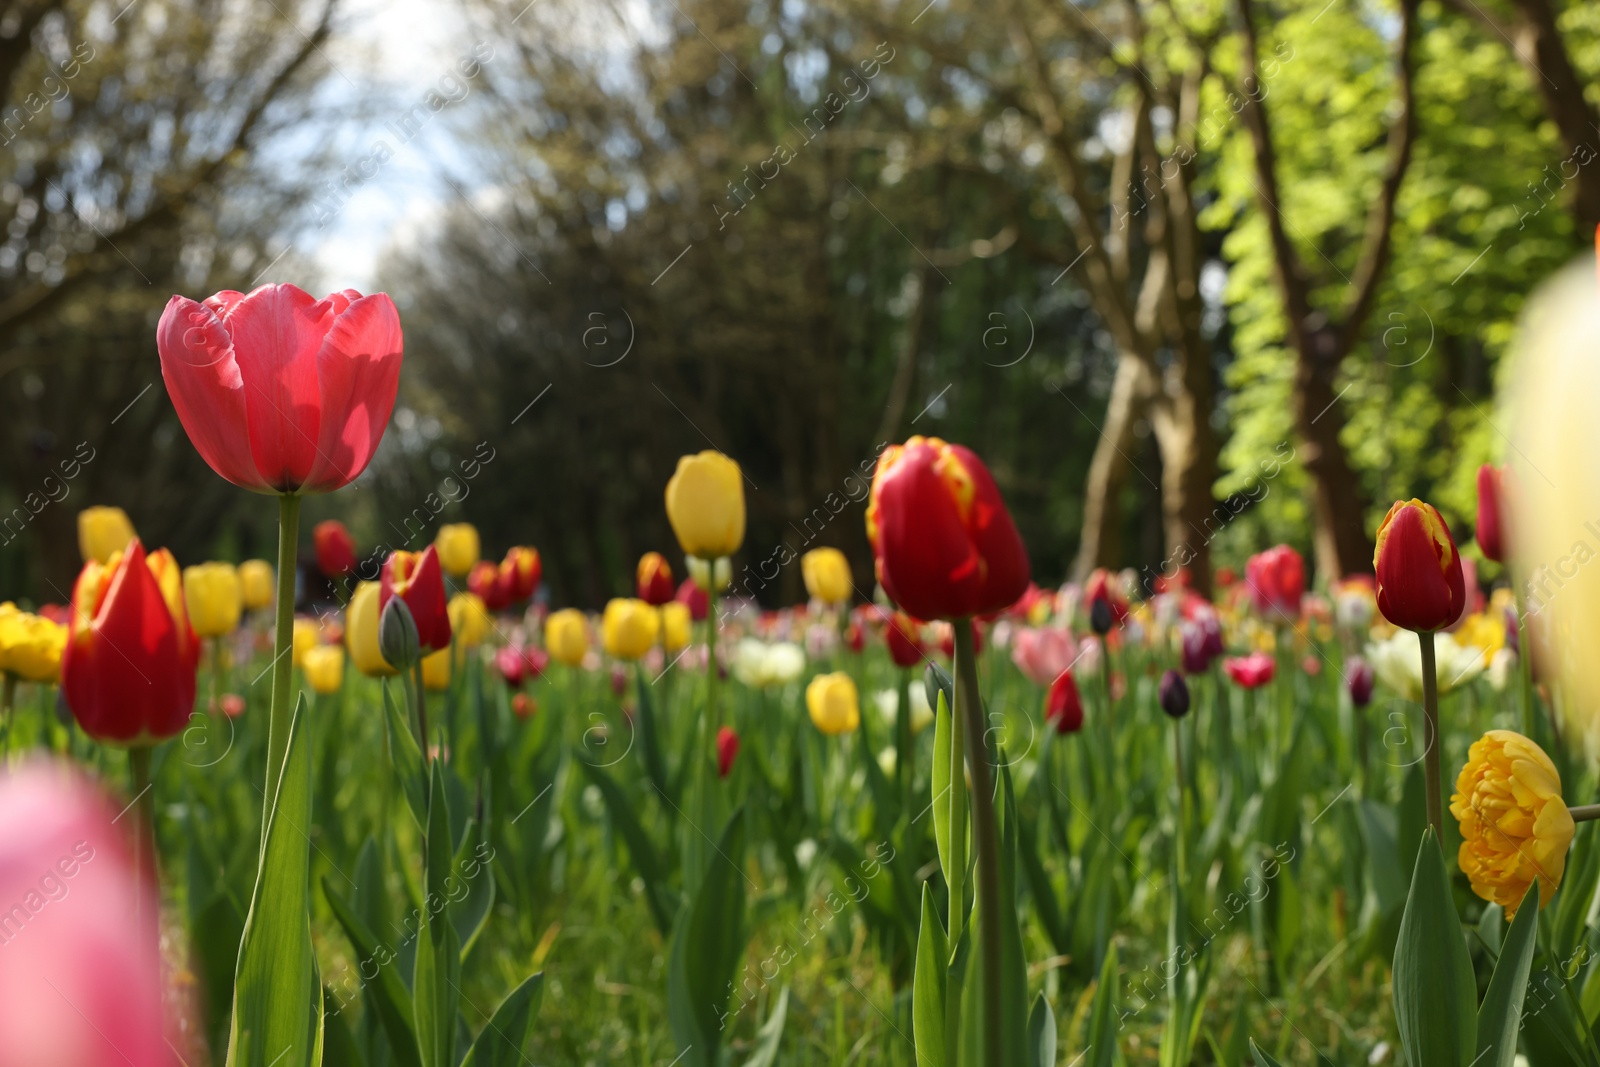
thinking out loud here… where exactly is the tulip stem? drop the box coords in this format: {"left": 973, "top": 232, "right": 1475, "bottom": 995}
{"left": 1568, "top": 804, "right": 1600, "bottom": 822}
{"left": 413, "top": 658, "right": 430, "bottom": 764}
{"left": 129, "top": 745, "right": 156, "bottom": 943}
{"left": 264, "top": 493, "right": 301, "bottom": 811}
{"left": 1173, "top": 719, "right": 1187, "bottom": 886}
{"left": 1418, "top": 630, "right": 1443, "bottom": 841}
{"left": 953, "top": 621, "right": 1002, "bottom": 1067}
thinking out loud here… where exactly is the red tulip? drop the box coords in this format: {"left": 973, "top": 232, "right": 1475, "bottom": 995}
{"left": 0, "top": 761, "right": 167, "bottom": 1066}
{"left": 512, "top": 693, "right": 536, "bottom": 719}
{"left": 636, "top": 552, "right": 676, "bottom": 606}
{"left": 844, "top": 621, "right": 865, "bottom": 654}
{"left": 500, "top": 547, "right": 542, "bottom": 603}
{"left": 156, "top": 283, "right": 403, "bottom": 493}
{"left": 716, "top": 725, "right": 740, "bottom": 778}
{"left": 1374, "top": 499, "right": 1466, "bottom": 632}
{"left": 1245, "top": 544, "right": 1305, "bottom": 619}
{"left": 1223, "top": 652, "right": 1275, "bottom": 689}
{"left": 1084, "top": 569, "right": 1128, "bottom": 629}
{"left": 866, "top": 436, "right": 1031, "bottom": 620}
{"left": 379, "top": 545, "right": 451, "bottom": 653}
{"left": 62, "top": 541, "right": 199, "bottom": 744}
{"left": 469, "top": 560, "right": 512, "bottom": 612}
{"left": 1347, "top": 656, "right": 1375, "bottom": 706}
{"left": 675, "top": 577, "right": 709, "bottom": 622}
{"left": 1476, "top": 464, "right": 1507, "bottom": 563}
{"left": 885, "top": 611, "right": 924, "bottom": 668}
{"left": 1044, "top": 669, "right": 1083, "bottom": 733}
{"left": 494, "top": 645, "right": 525, "bottom": 687}
{"left": 313, "top": 519, "right": 357, "bottom": 577}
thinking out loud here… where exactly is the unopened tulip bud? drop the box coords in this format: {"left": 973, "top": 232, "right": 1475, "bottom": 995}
{"left": 1374, "top": 498, "right": 1466, "bottom": 632}
{"left": 1045, "top": 669, "right": 1084, "bottom": 733}
{"left": 1158, "top": 669, "right": 1190, "bottom": 718}
{"left": 1089, "top": 598, "right": 1113, "bottom": 636}
{"left": 1347, "top": 656, "right": 1376, "bottom": 707}
{"left": 378, "top": 596, "right": 420, "bottom": 670}
{"left": 716, "top": 725, "right": 740, "bottom": 778}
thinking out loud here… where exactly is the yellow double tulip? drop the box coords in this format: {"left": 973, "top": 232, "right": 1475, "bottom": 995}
{"left": 239, "top": 559, "right": 275, "bottom": 610}
{"left": 801, "top": 547, "right": 852, "bottom": 606}
{"left": 0, "top": 604, "right": 67, "bottom": 683}
{"left": 183, "top": 562, "right": 242, "bottom": 638}
{"left": 546, "top": 609, "right": 590, "bottom": 667}
{"left": 806, "top": 672, "right": 860, "bottom": 735}
{"left": 435, "top": 523, "right": 481, "bottom": 578}
{"left": 664, "top": 451, "right": 745, "bottom": 560}
{"left": 603, "top": 598, "right": 660, "bottom": 661}
{"left": 77, "top": 506, "right": 136, "bottom": 564}
{"left": 345, "top": 580, "right": 397, "bottom": 677}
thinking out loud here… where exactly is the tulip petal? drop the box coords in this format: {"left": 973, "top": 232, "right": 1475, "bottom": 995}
{"left": 221, "top": 284, "right": 334, "bottom": 492}
{"left": 156, "top": 295, "right": 266, "bottom": 490}
{"left": 302, "top": 293, "right": 404, "bottom": 492}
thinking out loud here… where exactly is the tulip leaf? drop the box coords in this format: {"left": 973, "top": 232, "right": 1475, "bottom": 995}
{"left": 1026, "top": 993, "right": 1056, "bottom": 1067}
{"left": 932, "top": 684, "right": 954, "bottom": 885}
{"left": 1084, "top": 943, "right": 1119, "bottom": 1067}
{"left": 997, "top": 762, "right": 1030, "bottom": 1061}
{"left": 576, "top": 756, "right": 676, "bottom": 936}
{"left": 385, "top": 682, "right": 428, "bottom": 831}
{"left": 227, "top": 693, "right": 324, "bottom": 1067}
{"left": 666, "top": 808, "right": 748, "bottom": 1067}
{"left": 451, "top": 815, "right": 496, "bottom": 964}
{"left": 633, "top": 664, "right": 673, "bottom": 802}
{"left": 741, "top": 986, "right": 790, "bottom": 1067}
{"left": 1249, "top": 1038, "right": 1289, "bottom": 1067}
{"left": 323, "top": 987, "right": 368, "bottom": 1067}
{"left": 415, "top": 759, "right": 462, "bottom": 1067}
{"left": 458, "top": 971, "right": 545, "bottom": 1067}
{"left": 1392, "top": 828, "right": 1475, "bottom": 1067}
{"left": 1553, "top": 822, "right": 1600, "bottom": 962}
{"left": 913, "top": 880, "right": 949, "bottom": 1067}
{"left": 1476, "top": 885, "right": 1540, "bottom": 1067}
{"left": 323, "top": 878, "right": 423, "bottom": 1067}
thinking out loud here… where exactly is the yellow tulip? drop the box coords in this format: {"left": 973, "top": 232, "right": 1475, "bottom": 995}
{"left": 1451, "top": 729, "right": 1574, "bottom": 917}
{"left": 435, "top": 523, "right": 481, "bottom": 578}
{"left": 801, "top": 547, "right": 853, "bottom": 606}
{"left": 421, "top": 646, "right": 452, "bottom": 690}
{"left": 660, "top": 601, "right": 691, "bottom": 653}
{"left": 806, "top": 672, "right": 860, "bottom": 735}
{"left": 292, "top": 617, "right": 320, "bottom": 668}
{"left": 602, "top": 598, "right": 660, "bottom": 661}
{"left": 77, "top": 506, "right": 136, "bottom": 564}
{"left": 238, "top": 559, "right": 275, "bottom": 610}
{"left": 664, "top": 451, "right": 745, "bottom": 560}
{"left": 345, "top": 580, "right": 397, "bottom": 677}
{"left": 183, "top": 562, "right": 242, "bottom": 638}
{"left": 546, "top": 608, "right": 590, "bottom": 667}
{"left": 0, "top": 606, "right": 67, "bottom": 683}
{"left": 302, "top": 644, "right": 345, "bottom": 695}
{"left": 448, "top": 592, "right": 493, "bottom": 649}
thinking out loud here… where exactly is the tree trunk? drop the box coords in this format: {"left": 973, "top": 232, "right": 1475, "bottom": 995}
{"left": 1510, "top": 0, "right": 1600, "bottom": 232}
{"left": 1072, "top": 355, "right": 1151, "bottom": 582}
{"left": 1150, "top": 364, "right": 1219, "bottom": 599}
{"left": 1296, "top": 333, "right": 1373, "bottom": 580}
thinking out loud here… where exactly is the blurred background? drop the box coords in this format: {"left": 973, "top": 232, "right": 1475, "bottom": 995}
{"left": 0, "top": 0, "right": 1592, "bottom": 606}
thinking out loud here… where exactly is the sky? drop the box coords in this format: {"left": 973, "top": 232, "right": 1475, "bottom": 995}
{"left": 304, "top": 0, "right": 482, "bottom": 290}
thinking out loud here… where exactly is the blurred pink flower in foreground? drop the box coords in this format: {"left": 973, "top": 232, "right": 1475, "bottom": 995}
{"left": 1011, "top": 626, "right": 1078, "bottom": 687}
{"left": 0, "top": 761, "right": 166, "bottom": 1066}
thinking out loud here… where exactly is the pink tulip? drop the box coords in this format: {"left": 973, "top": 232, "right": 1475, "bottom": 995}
{"left": 1011, "top": 626, "right": 1079, "bottom": 687}
{"left": 157, "top": 283, "right": 403, "bottom": 493}
{"left": 0, "top": 761, "right": 166, "bottom": 1066}
{"left": 1224, "top": 652, "right": 1276, "bottom": 689}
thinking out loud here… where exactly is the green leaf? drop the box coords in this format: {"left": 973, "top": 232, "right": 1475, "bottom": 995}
{"left": 1084, "top": 944, "right": 1119, "bottom": 1067}
{"left": 323, "top": 879, "right": 422, "bottom": 1067}
{"left": 1392, "top": 828, "right": 1475, "bottom": 1067}
{"left": 741, "top": 986, "right": 790, "bottom": 1067}
{"left": 1476, "top": 885, "right": 1540, "bottom": 1067}
{"left": 451, "top": 815, "right": 496, "bottom": 963}
{"left": 1026, "top": 993, "right": 1056, "bottom": 1067}
{"left": 1553, "top": 822, "right": 1600, "bottom": 961}
{"left": 1249, "top": 1038, "right": 1288, "bottom": 1067}
{"left": 667, "top": 809, "right": 749, "bottom": 1067}
{"left": 458, "top": 972, "right": 545, "bottom": 1067}
{"left": 227, "top": 693, "right": 323, "bottom": 1067}
{"left": 323, "top": 987, "right": 368, "bottom": 1067}
{"left": 932, "top": 685, "right": 954, "bottom": 888}
{"left": 997, "top": 762, "right": 1030, "bottom": 1062}
{"left": 634, "top": 664, "right": 673, "bottom": 801}
{"left": 913, "top": 881, "right": 949, "bottom": 1067}
{"left": 577, "top": 755, "right": 676, "bottom": 936}
{"left": 385, "top": 682, "right": 427, "bottom": 830}
{"left": 414, "top": 759, "right": 462, "bottom": 1067}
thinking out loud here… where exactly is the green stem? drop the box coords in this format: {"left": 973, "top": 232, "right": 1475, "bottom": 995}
{"left": 414, "top": 658, "right": 430, "bottom": 763}
{"left": 1517, "top": 606, "right": 1536, "bottom": 739}
{"left": 1419, "top": 630, "right": 1443, "bottom": 841}
{"left": 953, "top": 621, "right": 1001, "bottom": 1067}
{"left": 1173, "top": 719, "right": 1187, "bottom": 887}
{"left": 0, "top": 672, "right": 13, "bottom": 755}
{"left": 129, "top": 745, "right": 156, "bottom": 943}
{"left": 1568, "top": 804, "right": 1600, "bottom": 822}
{"left": 897, "top": 668, "right": 914, "bottom": 818}
{"left": 264, "top": 493, "right": 301, "bottom": 809}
